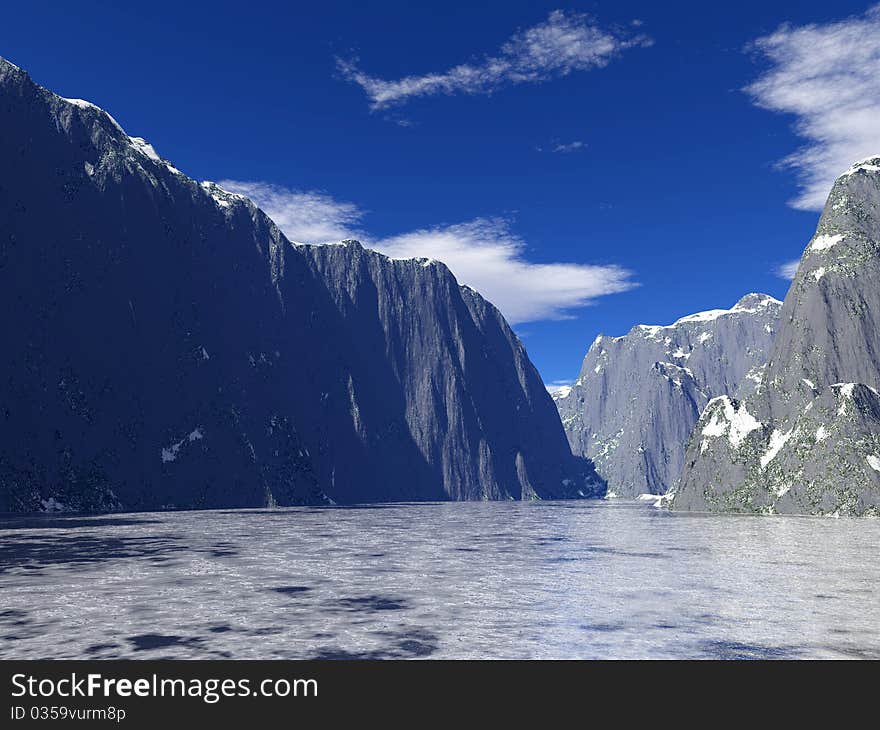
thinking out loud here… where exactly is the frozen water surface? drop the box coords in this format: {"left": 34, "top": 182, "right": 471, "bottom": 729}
{"left": 1, "top": 501, "right": 878, "bottom": 659}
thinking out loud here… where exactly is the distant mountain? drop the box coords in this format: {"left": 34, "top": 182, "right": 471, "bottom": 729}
{"left": 675, "top": 158, "right": 880, "bottom": 516}
{"left": 0, "top": 57, "right": 602, "bottom": 512}
{"left": 554, "top": 294, "right": 781, "bottom": 496}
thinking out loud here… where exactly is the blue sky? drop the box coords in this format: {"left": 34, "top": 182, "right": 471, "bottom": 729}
{"left": 3, "top": 1, "right": 879, "bottom": 386}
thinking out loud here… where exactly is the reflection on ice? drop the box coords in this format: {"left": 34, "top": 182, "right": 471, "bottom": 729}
{"left": 0, "top": 501, "right": 878, "bottom": 659}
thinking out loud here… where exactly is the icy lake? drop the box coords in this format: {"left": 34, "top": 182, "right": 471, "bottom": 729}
{"left": 1, "top": 501, "right": 878, "bottom": 659}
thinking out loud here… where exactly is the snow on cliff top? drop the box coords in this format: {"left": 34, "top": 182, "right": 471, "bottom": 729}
{"left": 547, "top": 384, "right": 573, "bottom": 399}
{"left": 621, "top": 294, "right": 780, "bottom": 339}
{"left": 842, "top": 156, "right": 880, "bottom": 177}
{"left": 674, "top": 293, "right": 780, "bottom": 325}
{"left": 61, "top": 97, "right": 125, "bottom": 132}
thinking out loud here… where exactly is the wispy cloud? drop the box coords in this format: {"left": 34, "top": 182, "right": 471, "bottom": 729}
{"left": 338, "top": 10, "right": 650, "bottom": 110}
{"left": 218, "top": 181, "right": 364, "bottom": 243}
{"left": 552, "top": 140, "right": 586, "bottom": 153}
{"left": 223, "top": 182, "right": 636, "bottom": 324}
{"left": 745, "top": 4, "right": 880, "bottom": 210}
{"left": 775, "top": 259, "right": 800, "bottom": 280}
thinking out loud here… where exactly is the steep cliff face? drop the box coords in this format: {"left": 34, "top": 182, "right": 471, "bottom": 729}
{"left": 554, "top": 294, "right": 780, "bottom": 496}
{"left": 284, "top": 242, "right": 602, "bottom": 503}
{"left": 675, "top": 158, "right": 880, "bottom": 516}
{"left": 0, "top": 58, "right": 600, "bottom": 512}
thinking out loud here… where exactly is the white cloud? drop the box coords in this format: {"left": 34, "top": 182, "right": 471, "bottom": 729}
{"left": 218, "top": 180, "right": 364, "bottom": 243}
{"left": 552, "top": 140, "right": 586, "bottom": 153}
{"left": 223, "top": 182, "right": 636, "bottom": 324}
{"left": 776, "top": 259, "right": 800, "bottom": 280}
{"left": 746, "top": 4, "right": 880, "bottom": 210}
{"left": 338, "top": 10, "right": 650, "bottom": 110}
{"left": 375, "top": 218, "right": 635, "bottom": 324}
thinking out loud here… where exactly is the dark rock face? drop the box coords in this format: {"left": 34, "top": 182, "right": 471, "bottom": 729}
{"left": 675, "top": 158, "right": 880, "bottom": 516}
{"left": 0, "top": 58, "right": 601, "bottom": 512}
{"left": 553, "top": 294, "right": 780, "bottom": 496}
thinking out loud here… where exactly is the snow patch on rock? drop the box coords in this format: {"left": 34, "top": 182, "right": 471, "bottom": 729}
{"left": 161, "top": 427, "right": 205, "bottom": 463}
{"left": 700, "top": 396, "right": 762, "bottom": 453}
{"left": 810, "top": 233, "right": 845, "bottom": 252}
{"left": 129, "top": 136, "right": 182, "bottom": 175}
{"left": 761, "top": 428, "right": 795, "bottom": 469}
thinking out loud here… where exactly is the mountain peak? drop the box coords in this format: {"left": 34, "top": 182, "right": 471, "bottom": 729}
{"left": 841, "top": 155, "right": 880, "bottom": 178}
{"left": 664, "top": 293, "right": 780, "bottom": 328}
{"left": 815, "top": 154, "right": 880, "bottom": 242}
{"left": 733, "top": 293, "right": 782, "bottom": 311}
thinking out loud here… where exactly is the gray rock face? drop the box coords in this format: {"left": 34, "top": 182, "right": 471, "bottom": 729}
{"left": 675, "top": 158, "right": 880, "bottom": 516}
{"left": 554, "top": 294, "right": 781, "bottom": 496}
{"left": 0, "top": 58, "right": 601, "bottom": 512}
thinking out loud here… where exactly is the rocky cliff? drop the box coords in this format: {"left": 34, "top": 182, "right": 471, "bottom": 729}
{"left": 554, "top": 294, "right": 780, "bottom": 496}
{"left": 674, "top": 158, "right": 880, "bottom": 515}
{"left": 0, "top": 57, "right": 601, "bottom": 512}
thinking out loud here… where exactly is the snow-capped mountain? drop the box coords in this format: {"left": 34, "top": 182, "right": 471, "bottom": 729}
{"left": 675, "top": 157, "right": 880, "bottom": 515}
{"left": 554, "top": 294, "right": 781, "bottom": 496}
{"left": 0, "top": 57, "right": 602, "bottom": 512}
